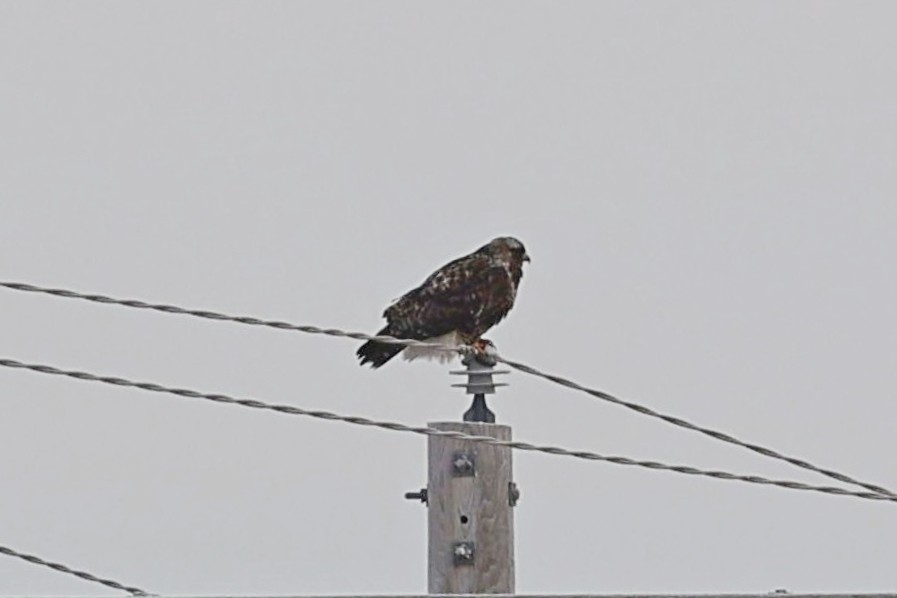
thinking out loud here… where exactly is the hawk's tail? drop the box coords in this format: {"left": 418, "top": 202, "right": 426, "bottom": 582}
{"left": 356, "top": 326, "right": 405, "bottom": 368}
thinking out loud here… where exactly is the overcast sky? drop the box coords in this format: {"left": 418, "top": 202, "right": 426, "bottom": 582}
{"left": 2, "top": 2, "right": 896, "bottom": 596}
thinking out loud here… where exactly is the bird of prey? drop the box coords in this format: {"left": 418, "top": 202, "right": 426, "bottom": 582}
{"left": 357, "top": 236, "right": 530, "bottom": 368}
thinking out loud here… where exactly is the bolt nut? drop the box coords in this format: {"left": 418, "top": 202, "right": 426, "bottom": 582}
{"left": 509, "top": 482, "right": 520, "bottom": 507}
{"left": 453, "top": 541, "right": 475, "bottom": 565}
{"left": 452, "top": 452, "right": 475, "bottom": 476}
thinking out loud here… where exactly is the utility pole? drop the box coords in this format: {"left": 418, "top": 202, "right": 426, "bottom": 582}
{"left": 406, "top": 350, "right": 518, "bottom": 594}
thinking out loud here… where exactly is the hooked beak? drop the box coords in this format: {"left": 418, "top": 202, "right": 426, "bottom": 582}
{"left": 523, "top": 253, "right": 531, "bottom": 263}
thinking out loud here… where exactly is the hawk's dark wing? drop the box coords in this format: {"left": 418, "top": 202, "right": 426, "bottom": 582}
{"left": 388, "top": 253, "right": 515, "bottom": 339}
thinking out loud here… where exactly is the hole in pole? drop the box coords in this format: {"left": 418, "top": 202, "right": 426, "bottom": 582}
{"left": 460, "top": 515, "right": 469, "bottom": 524}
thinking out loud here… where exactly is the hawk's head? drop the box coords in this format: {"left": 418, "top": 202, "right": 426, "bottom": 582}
{"left": 482, "top": 236, "right": 530, "bottom": 267}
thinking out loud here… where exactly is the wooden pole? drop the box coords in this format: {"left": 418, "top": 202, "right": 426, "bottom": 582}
{"left": 427, "top": 421, "right": 515, "bottom": 594}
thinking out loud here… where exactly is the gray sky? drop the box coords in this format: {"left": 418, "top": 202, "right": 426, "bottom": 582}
{"left": 1, "top": 1, "right": 896, "bottom": 595}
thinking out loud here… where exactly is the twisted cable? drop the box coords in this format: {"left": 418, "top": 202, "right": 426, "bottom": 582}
{"left": 0, "top": 544, "right": 149, "bottom": 595}
{"left": 2, "top": 280, "right": 893, "bottom": 498}
{"left": 495, "top": 355, "right": 896, "bottom": 498}
{"left": 1, "top": 356, "right": 895, "bottom": 506}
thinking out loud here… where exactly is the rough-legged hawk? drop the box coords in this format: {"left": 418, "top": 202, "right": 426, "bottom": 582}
{"left": 357, "top": 236, "right": 530, "bottom": 368}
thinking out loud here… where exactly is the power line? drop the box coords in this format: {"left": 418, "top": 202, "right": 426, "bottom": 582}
{"left": 1, "top": 356, "right": 895, "bottom": 506}
{"left": 1, "top": 279, "right": 893, "bottom": 499}
{"left": 40, "top": 594, "right": 897, "bottom": 598}
{"left": 52, "top": 595, "right": 897, "bottom": 598}
{"left": 496, "top": 356, "right": 897, "bottom": 497}
{"left": 0, "top": 543, "right": 149, "bottom": 596}
{"left": 23, "top": 595, "right": 897, "bottom": 598}
{"left": 0, "top": 282, "right": 457, "bottom": 351}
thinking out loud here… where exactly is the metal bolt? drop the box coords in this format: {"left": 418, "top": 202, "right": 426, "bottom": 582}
{"left": 509, "top": 481, "right": 520, "bottom": 507}
{"left": 452, "top": 452, "right": 475, "bottom": 476}
{"left": 453, "top": 541, "right": 475, "bottom": 565}
{"left": 404, "top": 488, "right": 428, "bottom": 504}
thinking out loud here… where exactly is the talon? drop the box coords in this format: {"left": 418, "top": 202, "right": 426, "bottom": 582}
{"left": 472, "top": 338, "right": 494, "bottom": 354}
{"left": 465, "top": 338, "right": 498, "bottom": 367}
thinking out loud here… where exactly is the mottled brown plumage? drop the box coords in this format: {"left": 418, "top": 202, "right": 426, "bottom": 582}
{"left": 357, "top": 237, "right": 530, "bottom": 368}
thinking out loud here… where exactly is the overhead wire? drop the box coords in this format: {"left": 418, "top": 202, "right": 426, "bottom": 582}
{"left": 495, "top": 355, "right": 896, "bottom": 497}
{"left": 0, "top": 543, "right": 149, "bottom": 596}
{"left": 1, "top": 356, "right": 895, "bottom": 505}
{"left": 1, "top": 279, "right": 893, "bottom": 499}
